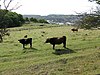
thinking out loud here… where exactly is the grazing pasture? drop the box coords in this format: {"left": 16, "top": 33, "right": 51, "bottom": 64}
{"left": 0, "top": 23, "right": 100, "bottom": 75}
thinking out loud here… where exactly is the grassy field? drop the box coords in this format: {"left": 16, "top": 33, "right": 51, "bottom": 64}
{"left": 0, "top": 23, "right": 100, "bottom": 75}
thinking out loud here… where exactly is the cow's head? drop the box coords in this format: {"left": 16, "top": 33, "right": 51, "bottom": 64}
{"left": 45, "top": 38, "right": 50, "bottom": 43}
{"left": 18, "top": 39, "right": 24, "bottom": 44}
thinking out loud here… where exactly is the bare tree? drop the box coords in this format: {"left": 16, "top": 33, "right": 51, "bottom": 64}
{"left": 88, "top": 0, "right": 100, "bottom": 4}
{"left": 0, "top": 0, "right": 22, "bottom": 42}
{"left": 3, "top": 0, "right": 22, "bottom": 10}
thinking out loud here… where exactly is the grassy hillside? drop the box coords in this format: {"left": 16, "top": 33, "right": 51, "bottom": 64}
{"left": 0, "top": 24, "right": 100, "bottom": 75}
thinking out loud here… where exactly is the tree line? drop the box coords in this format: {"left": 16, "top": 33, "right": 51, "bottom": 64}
{"left": 0, "top": 9, "right": 48, "bottom": 28}
{"left": 24, "top": 17, "right": 48, "bottom": 24}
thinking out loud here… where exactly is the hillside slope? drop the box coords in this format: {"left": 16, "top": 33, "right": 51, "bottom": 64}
{"left": 0, "top": 24, "right": 100, "bottom": 75}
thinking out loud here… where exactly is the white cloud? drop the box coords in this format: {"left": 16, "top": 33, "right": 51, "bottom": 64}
{"left": 12, "top": 0, "right": 97, "bottom": 15}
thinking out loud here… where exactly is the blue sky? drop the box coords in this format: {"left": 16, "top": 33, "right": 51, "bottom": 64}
{"left": 1, "top": 0, "right": 97, "bottom": 15}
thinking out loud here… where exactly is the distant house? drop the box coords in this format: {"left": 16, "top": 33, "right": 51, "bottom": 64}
{"left": 57, "top": 23, "right": 64, "bottom": 25}
{"left": 47, "top": 20, "right": 56, "bottom": 24}
{"left": 66, "top": 22, "right": 74, "bottom": 25}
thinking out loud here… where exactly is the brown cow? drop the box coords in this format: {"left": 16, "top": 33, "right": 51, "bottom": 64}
{"left": 71, "top": 28, "right": 78, "bottom": 32}
{"left": 45, "top": 36, "right": 66, "bottom": 49}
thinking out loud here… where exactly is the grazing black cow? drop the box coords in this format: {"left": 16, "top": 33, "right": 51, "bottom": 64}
{"left": 45, "top": 36, "right": 66, "bottom": 49}
{"left": 18, "top": 38, "right": 32, "bottom": 48}
{"left": 71, "top": 28, "right": 78, "bottom": 32}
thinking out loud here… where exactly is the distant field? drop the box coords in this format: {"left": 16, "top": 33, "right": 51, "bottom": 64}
{"left": 0, "top": 23, "right": 100, "bottom": 75}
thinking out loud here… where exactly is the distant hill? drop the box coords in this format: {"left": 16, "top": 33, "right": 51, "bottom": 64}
{"left": 23, "top": 14, "right": 82, "bottom": 24}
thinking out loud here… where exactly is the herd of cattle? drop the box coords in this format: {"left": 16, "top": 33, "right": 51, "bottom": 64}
{"left": 18, "top": 28, "right": 78, "bottom": 49}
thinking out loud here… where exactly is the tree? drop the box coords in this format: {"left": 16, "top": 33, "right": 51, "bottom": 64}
{"left": 4, "top": 11, "right": 24, "bottom": 27}
{"left": 0, "top": 0, "right": 22, "bottom": 42}
{"left": 38, "top": 19, "right": 48, "bottom": 23}
{"left": 76, "top": 12, "right": 100, "bottom": 29}
{"left": 76, "top": 0, "right": 100, "bottom": 29}
{"left": 89, "top": 0, "right": 100, "bottom": 4}
{"left": 24, "top": 17, "right": 30, "bottom": 23}
{"left": 2, "top": 0, "right": 22, "bottom": 10}
{"left": 30, "top": 17, "right": 38, "bottom": 23}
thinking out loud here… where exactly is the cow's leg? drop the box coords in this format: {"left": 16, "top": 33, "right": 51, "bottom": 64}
{"left": 63, "top": 41, "right": 66, "bottom": 48}
{"left": 53, "top": 44, "right": 55, "bottom": 49}
{"left": 30, "top": 43, "right": 32, "bottom": 48}
{"left": 23, "top": 44, "right": 25, "bottom": 49}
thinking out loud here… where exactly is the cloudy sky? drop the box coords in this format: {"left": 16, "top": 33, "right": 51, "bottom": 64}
{"left": 1, "top": 0, "right": 97, "bottom": 15}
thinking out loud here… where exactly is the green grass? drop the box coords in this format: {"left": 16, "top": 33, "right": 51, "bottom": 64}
{"left": 0, "top": 24, "right": 100, "bottom": 75}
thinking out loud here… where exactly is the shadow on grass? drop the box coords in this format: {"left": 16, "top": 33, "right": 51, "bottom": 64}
{"left": 96, "top": 74, "right": 100, "bottom": 75}
{"left": 53, "top": 48, "right": 75, "bottom": 55}
{"left": 23, "top": 47, "right": 38, "bottom": 53}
